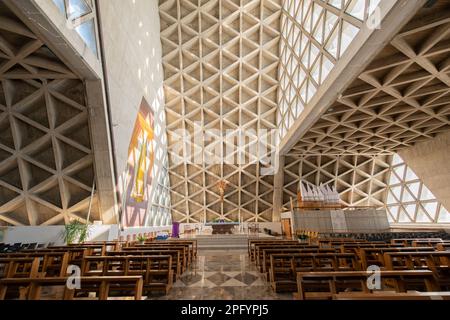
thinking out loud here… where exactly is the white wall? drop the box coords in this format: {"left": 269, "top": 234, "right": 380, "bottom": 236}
{"left": 1, "top": 225, "right": 120, "bottom": 245}
{"left": 97, "top": 0, "right": 170, "bottom": 227}
{"left": 398, "top": 131, "right": 450, "bottom": 212}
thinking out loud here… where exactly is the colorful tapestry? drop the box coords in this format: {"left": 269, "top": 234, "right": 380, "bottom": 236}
{"left": 122, "top": 98, "right": 154, "bottom": 227}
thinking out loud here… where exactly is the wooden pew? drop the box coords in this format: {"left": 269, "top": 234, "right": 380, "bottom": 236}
{"left": 295, "top": 270, "right": 438, "bottom": 300}
{"left": 140, "top": 240, "right": 197, "bottom": 262}
{"left": 18, "top": 248, "right": 88, "bottom": 267}
{"left": 333, "top": 291, "right": 450, "bottom": 300}
{"left": 359, "top": 247, "right": 436, "bottom": 270}
{"left": 0, "top": 276, "right": 143, "bottom": 300}
{"left": 436, "top": 243, "right": 450, "bottom": 251}
{"left": 0, "top": 252, "right": 70, "bottom": 277}
{"left": 81, "top": 255, "right": 173, "bottom": 294}
{"left": 269, "top": 253, "right": 360, "bottom": 292}
{"left": 319, "top": 241, "right": 371, "bottom": 249}
{"left": 340, "top": 242, "right": 403, "bottom": 255}
{"left": 384, "top": 251, "right": 450, "bottom": 289}
{"left": 255, "top": 244, "right": 319, "bottom": 268}
{"left": 249, "top": 240, "right": 298, "bottom": 261}
{"left": 123, "top": 245, "right": 188, "bottom": 272}
{"left": 260, "top": 248, "right": 338, "bottom": 275}
{"left": 390, "top": 238, "right": 442, "bottom": 246}
{"left": 318, "top": 238, "right": 367, "bottom": 248}
{"left": 107, "top": 250, "right": 182, "bottom": 280}
{"left": 83, "top": 241, "right": 127, "bottom": 252}
{"left": 129, "top": 243, "right": 192, "bottom": 268}
{"left": 412, "top": 239, "right": 449, "bottom": 247}
{"left": 140, "top": 240, "right": 197, "bottom": 259}
{"left": 48, "top": 244, "right": 105, "bottom": 256}
{"left": 160, "top": 239, "right": 197, "bottom": 259}
{"left": 0, "top": 258, "right": 40, "bottom": 279}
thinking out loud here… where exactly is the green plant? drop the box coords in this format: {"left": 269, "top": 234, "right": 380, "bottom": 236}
{"left": 64, "top": 220, "right": 90, "bottom": 244}
{"left": 136, "top": 234, "right": 147, "bottom": 242}
{"left": 297, "top": 234, "right": 309, "bottom": 241}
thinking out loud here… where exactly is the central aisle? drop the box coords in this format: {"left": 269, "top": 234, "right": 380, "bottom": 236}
{"left": 152, "top": 250, "right": 293, "bottom": 300}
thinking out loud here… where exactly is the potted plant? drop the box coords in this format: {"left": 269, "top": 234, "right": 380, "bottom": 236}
{"left": 297, "top": 231, "right": 309, "bottom": 243}
{"left": 63, "top": 220, "right": 90, "bottom": 245}
{"left": 298, "top": 234, "right": 309, "bottom": 241}
{"left": 136, "top": 234, "right": 147, "bottom": 244}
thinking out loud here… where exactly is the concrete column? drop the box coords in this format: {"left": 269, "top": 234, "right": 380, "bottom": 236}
{"left": 85, "top": 80, "right": 119, "bottom": 224}
{"left": 272, "top": 155, "right": 285, "bottom": 222}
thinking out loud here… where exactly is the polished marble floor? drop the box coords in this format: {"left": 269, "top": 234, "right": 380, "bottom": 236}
{"left": 150, "top": 250, "right": 293, "bottom": 300}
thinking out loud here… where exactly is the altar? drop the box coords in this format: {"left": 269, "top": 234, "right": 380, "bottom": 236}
{"left": 204, "top": 222, "right": 239, "bottom": 234}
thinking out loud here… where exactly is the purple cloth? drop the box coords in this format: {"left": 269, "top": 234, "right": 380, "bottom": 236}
{"left": 172, "top": 222, "right": 180, "bottom": 238}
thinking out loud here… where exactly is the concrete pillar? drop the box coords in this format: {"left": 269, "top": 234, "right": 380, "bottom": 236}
{"left": 272, "top": 155, "right": 285, "bottom": 222}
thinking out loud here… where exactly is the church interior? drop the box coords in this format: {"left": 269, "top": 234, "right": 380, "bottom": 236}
{"left": 0, "top": 0, "right": 450, "bottom": 303}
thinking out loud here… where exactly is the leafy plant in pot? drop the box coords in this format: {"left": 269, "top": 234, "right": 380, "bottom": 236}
{"left": 298, "top": 234, "right": 309, "bottom": 240}
{"left": 63, "top": 220, "right": 90, "bottom": 245}
{"left": 297, "top": 232, "right": 309, "bottom": 242}
{"left": 136, "top": 234, "right": 147, "bottom": 244}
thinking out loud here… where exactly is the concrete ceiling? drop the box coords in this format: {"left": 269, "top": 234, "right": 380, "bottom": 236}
{"left": 159, "top": 0, "right": 281, "bottom": 223}
{"left": 0, "top": 1, "right": 99, "bottom": 226}
{"left": 289, "top": 0, "right": 450, "bottom": 156}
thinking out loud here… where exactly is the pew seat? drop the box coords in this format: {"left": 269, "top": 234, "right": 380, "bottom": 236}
{"left": 0, "top": 276, "right": 143, "bottom": 300}
{"left": 269, "top": 253, "right": 360, "bottom": 292}
{"left": 333, "top": 291, "right": 450, "bottom": 300}
{"left": 294, "top": 270, "right": 438, "bottom": 300}
{"left": 81, "top": 255, "right": 173, "bottom": 294}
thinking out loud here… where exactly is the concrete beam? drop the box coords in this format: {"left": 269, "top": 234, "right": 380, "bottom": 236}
{"left": 85, "top": 80, "right": 119, "bottom": 224}
{"left": 5, "top": 0, "right": 102, "bottom": 79}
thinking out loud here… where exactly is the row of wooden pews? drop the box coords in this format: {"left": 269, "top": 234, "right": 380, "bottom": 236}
{"left": 249, "top": 237, "right": 450, "bottom": 300}
{"left": 0, "top": 239, "right": 197, "bottom": 300}
{"left": 0, "top": 243, "right": 40, "bottom": 253}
